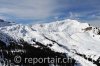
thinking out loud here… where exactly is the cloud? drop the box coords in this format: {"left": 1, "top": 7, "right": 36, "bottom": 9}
{"left": 0, "top": 0, "right": 63, "bottom": 19}
{"left": 0, "top": 0, "right": 100, "bottom": 24}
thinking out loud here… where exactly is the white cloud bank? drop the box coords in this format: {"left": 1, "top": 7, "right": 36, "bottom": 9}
{"left": 0, "top": 0, "right": 64, "bottom": 19}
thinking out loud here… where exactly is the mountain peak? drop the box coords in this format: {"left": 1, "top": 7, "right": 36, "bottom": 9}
{"left": 0, "top": 19, "right": 5, "bottom": 22}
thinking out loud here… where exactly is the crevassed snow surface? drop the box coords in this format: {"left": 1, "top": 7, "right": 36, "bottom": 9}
{"left": 0, "top": 19, "right": 100, "bottom": 66}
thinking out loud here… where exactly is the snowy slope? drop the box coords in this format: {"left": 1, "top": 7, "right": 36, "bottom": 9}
{"left": 0, "top": 19, "right": 16, "bottom": 44}
{"left": 0, "top": 19, "right": 100, "bottom": 66}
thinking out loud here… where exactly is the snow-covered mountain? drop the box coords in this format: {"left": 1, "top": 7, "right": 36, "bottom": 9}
{"left": 0, "top": 19, "right": 100, "bottom": 66}
{"left": 0, "top": 19, "right": 15, "bottom": 27}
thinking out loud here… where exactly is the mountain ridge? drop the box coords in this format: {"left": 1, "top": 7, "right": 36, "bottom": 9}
{"left": 0, "top": 19, "right": 100, "bottom": 66}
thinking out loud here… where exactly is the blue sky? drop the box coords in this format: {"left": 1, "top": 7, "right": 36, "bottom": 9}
{"left": 0, "top": 0, "right": 100, "bottom": 26}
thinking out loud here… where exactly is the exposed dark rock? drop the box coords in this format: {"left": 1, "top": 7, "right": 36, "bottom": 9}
{"left": 83, "top": 27, "right": 92, "bottom": 31}
{"left": 76, "top": 53, "right": 100, "bottom": 66}
{"left": 0, "top": 19, "right": 4, "bottom": 22}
